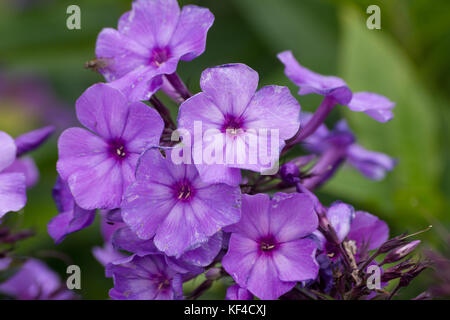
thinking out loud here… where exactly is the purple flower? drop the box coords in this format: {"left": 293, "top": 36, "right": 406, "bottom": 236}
{"left": 95, "top": 0, "right": 214, "bottom": 101}
{"left": 47, "top": 176, "right": 96, "bottom": 243}
{"left": 0, "top": 131, "right": 26, "bottom": 219}
{"left": 121, "top": 148, "right": 241, "bottom": 257}
{"left": 303, "top": 115, "right": 396, "bottom": 181}
{"left": 177, "top": 64, "right": 301, "bottom": 185}
{"left": 106, "top": 254, "right": 183, "bottom": 300}
{"left": 222, "top": 193, "right": 319, "bottom": 300}
{"left": 226, "top": 284, "right": 253, "bottom": 300}
{"left": 278, "top": 51, "right": 395, "bottom": 122}
{"left": 1, "top": 126, "right": 54, "bottom": 219}
{"left": 0, "top": 259, "right": 75, "bottom": 300}
{"left": 57, "top": 83, "right": 164, "bottom": 210}
{"left": 315, "top": 202, "right": 389, "bottom": 259}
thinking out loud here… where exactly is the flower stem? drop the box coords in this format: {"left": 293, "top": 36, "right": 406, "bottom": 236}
{"left": 165, "top": 73, "right": 192, "bottom": 102}
{"left": 149, "top": 95, "right": 176, "bottom": 130}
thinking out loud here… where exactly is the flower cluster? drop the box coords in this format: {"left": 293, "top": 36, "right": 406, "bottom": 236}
{"left": 0, "top": 0, "right": 429, "bottom": 300}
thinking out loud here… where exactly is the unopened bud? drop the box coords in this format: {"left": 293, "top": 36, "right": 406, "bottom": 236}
{"left": 280, "top": 162, "right": 300, "bottom": 184}
{"left": 382, "top": 240, "right": 421, "bottom": 264}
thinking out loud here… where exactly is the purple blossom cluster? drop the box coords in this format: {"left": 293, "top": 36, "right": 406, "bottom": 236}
{"left": 0, "top": 0, "right": 430, "bottom": 300}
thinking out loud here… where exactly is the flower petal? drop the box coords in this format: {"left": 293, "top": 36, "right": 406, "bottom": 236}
{"left": 0, "top": 131, "right": 16, "bottom": 172}
{"left": 247, "top": 255, "right": 296, "bottom": 300}
{"left": 170, "top": 5, "right": 214, "bottom": 61}
{"left": 348, "top": 211, "right": 389, "bottom": 251}
{"left": 273, "top": 238, "right": 319, "bottom": 282}
{"left": 118, "top": 0, "right": 180, "bottom": 48}
{"left": 270, "top": 193, "right": 318, "bottom": 242}
{"left": 177, "top": 92, "right": 225, "bottom": 133}
{"left": 47, "top": 205, "right": 96, "bottom": 244}
{"left": 278, "top": 51, "right": 352, "bottom": 105}
{"left": 122, "top": 179, "right": 176, "bottom": 240}
{"left": 0, "top": 173, "right": 26, "bottom": 218}
{"left": 222, "top": 233, "right": 259, "bottom": 286}
{"left": 3, "top": 157, "right": 39, "bottom": 188}
{"left": 326, "top": 201, "right": 354, "bottom": 243}
{"left": 347, "top": 144, "right": 396, "bottom": 181}
{"left": 14, "top": 126, "right": 54, "bottom": 157}
{"left": 226, "top": 284, "right": 253, "bottom": 300}
{"left": 194, "top": 163, "right": 242, "bottom": 186}
{"left": 224, "top": 193, "right": 270, "bottom": 240}
{"left": 180, "top": 231, "right": 223, "bottom": 267}
{"left": 200, "top": 64, "right": 259, "bottom": 116}
{"left": 95, "top": 28, "right": 150, "bottom": 81}
{"left": 75, "top": 84, "right": 129, "bottom": 139}
{"left": 347, "top": 92, "right": 395, "bottom": 122}
{"left": 243, "top": 85, "right": 301, "bottom": 140}
{"left": 120, "top": 102, "right": 164, "bottom": 153}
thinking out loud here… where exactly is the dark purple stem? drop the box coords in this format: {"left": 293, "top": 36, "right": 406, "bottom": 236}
{"left": 149, "top": 96, "right": 176, "bottom": 130}
{"left": 165, "top": 73, "right": 192, "bottom": 101}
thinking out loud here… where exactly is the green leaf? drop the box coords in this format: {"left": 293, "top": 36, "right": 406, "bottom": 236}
{"left": 322, "top": 6, "right": 447, "bottom": 229}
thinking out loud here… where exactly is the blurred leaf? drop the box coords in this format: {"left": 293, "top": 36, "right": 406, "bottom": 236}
{"left": 322, "top": 6, "right": 447, "bottom": 229}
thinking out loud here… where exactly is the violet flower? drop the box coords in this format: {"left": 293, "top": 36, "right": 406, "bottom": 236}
{"left": 0, "top": 259, "right": 75, "bottom": 300}
{"left": 177, "top": 63, "right": 301, "bottom": 185}
{"left": 1, "top": 126, "right": 55, "bottom": 219}
{"left": 47, "top": 176, "right": 96, "bottom": 243}
{"left": 278, "top": 51, "right": 395, "bottom": 122}
{"left": 121, "top": 148, "right": 241, "bottom": 257}
{"left": 106, "top": 254, "right": 183, "bottom": 300}
{"left": 95, "top": 0, "right": 214, "bottom": 101}
{"left": 302, "top": 115, "right": 396, "bottom": 181}
{"left": 57, "top": 83, "right": 164, "bottom": 210}
{"left": 278, "top": 51, "right": 395, "bottom": 145}
{"left": 222, "top": 193, "right": 319, "bottom": 300}
{"left": 0, "top": 131, "right": 26, "bottom": 219}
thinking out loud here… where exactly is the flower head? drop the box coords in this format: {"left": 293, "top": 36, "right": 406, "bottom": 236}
{"left": 222, "top": 193, "right": 319, "bottom": 300}
{"left": 278, "top": 51, "right": 395, "bottom": 122}
{"left": 121, "top": 148, "right": 241, "bottom": 257}
{"left": 107, "top": 254, "right": 183, "bottom": 300}
{"left": 178, "top": 63, "right": 301, "bottom": 185}
{"left": 57, "top": 83, "right": 164, "bottom": 210}
{"left": 303, "top": 115, "right": 396, "bottom": 180}
{"left": 95, "top": 0, "right": 214, "bottom": 101}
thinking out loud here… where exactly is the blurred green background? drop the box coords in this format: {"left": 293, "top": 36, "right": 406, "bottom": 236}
{"left": 0, "top": 0, "right": 449, "bottom": 299}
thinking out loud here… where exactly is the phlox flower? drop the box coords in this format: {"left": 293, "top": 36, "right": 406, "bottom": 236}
{"left": 121, "top": 148, "right": 241, "bottom": 257}
{"left": 57, "top": 83, "right": 164, "bottom": 210}
{"left": 177, "top": 63, "right": 301, "bottom": 185}
{"left": 222, "top": 193, "right": 319, "bottom": 300}
{"left": 95, "top": 0, "right": 214, "bottom": 101}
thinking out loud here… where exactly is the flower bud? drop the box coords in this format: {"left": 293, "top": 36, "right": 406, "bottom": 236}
{"left": 280, "top": 162, "right": 300, "bottom": 184}
{"left": 382, "top": 240, "right": 421, "bottom": 264}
